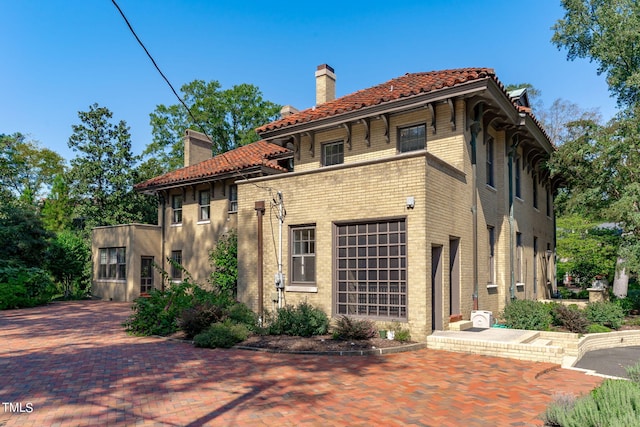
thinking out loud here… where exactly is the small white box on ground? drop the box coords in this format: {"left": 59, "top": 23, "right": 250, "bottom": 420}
{"left": 471, "top": 310, "right": 493, "bottom": 328}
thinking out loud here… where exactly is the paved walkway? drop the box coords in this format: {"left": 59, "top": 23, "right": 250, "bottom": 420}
{"left": 0, "top": 301, "right": 604, "bottom": 427}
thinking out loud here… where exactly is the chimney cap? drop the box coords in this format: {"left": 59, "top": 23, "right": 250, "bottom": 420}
{"left": 317, "top": 64, "right": 334, "bottom": 73}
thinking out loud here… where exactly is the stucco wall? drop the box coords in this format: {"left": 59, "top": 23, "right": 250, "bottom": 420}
{"left": 92, "top": 224, "right": 161, "bottom": 302}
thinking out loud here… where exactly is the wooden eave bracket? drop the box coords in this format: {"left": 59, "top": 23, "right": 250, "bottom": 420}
{"left": 447, "top": 98, "right": 456, "bottom": 131}
{"left": 380, "top": 113, "right": 390, "bottom": 143}
{"left": 342, "top": 123, "right": 352, "bottom": 150}
{"left": 292, "top": 134, "right": 301, "bottom": 160}
{"left": 426, "top": 103, "right": 436, "bottom": 134}
{"left": 360, "top": 118, "right": 371, "bottom": 147}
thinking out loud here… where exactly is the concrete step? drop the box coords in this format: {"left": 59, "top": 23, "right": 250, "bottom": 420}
{"left": 448, "top": 320, "right": 474, "bottom": 331}
{"left": 518, "top": 331, "right": 541, "bottom": 344}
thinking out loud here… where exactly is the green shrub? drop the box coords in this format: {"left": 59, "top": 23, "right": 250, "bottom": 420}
{"left": 193, "top": 321, "right": 249, "bottom": 348}
{"left": 178, "top": 302, "right": 225, "bottom": 339}
{"left": 331, "top": 316, "right": 377, "bottom": 340}
{"left": 226, "top": 302, "right": 258, "bottom": 331}
{"left": 542, "top": 380, "right": 640, "bottom": 426}
{"left": 585, "top": 301, "right": 625, "bottom": 329}
{"left": 268, "top": 302, "right": 329, "bottom": 337}
{"left": 627, "top": 361, "right": 640, "bottom": 385}
{"left": 553, "top": 304, "right": 589, "bottom": 333}
{"left": 501, "top": 300, "right": 554, "bottom": 331}
{"left": 586, "top": 323, "right": 612, "bottom": 333}
{"left": 122, "top": 280, "right": 194, "bottom": 336}
{"left": 393, "top": 328, "right": 412, "bottom": 343}
{"left": 575, "top": 289, "right": 589, "bottom": 299}
{"left": 0, "top": 266, "right": 55, "bottom": 309}
{"left": 613, "top": 296, "right": 635, "bottom": 315}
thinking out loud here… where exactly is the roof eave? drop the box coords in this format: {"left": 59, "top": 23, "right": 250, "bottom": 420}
{"left": 257, "top": 78, "right": 493, "bottom": 140}
{"left": 134, "top": 164, "right": 285, "bottom": 195}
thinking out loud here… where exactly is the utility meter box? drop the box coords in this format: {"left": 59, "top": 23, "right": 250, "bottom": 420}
{"left": 471, "top": 310, "right": 493, "bottom": 329}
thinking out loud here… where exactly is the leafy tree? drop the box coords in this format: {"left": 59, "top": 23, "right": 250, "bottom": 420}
{"left": 0, "top": 133, "right": 65, "bottom": 204}
{"left": 40, "top": 174, "right": 73, "bottom": 232}
{"left": 145, "top": 81, "right": 281, "bottom": 171}
{"left": 556, "top": 214, "right": 621, "bottom": 285}
{"left": 552, "top": 0, "right": 640, "bottom": 108}
{"left": 67, "top": 103, "right": 156, "bottom": 229}
{"left": 0, "top": 198, "right": 51, "bottom": 267}
{"left": 45, "top": 231, "right": 91, "bottom": 298}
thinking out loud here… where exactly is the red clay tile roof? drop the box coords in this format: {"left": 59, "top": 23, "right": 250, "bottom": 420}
{"left": 135, "top": 140, "right": 291, "bottom": 191}
{"left": 257, "top": 68, "right": 497, "bottom": 134}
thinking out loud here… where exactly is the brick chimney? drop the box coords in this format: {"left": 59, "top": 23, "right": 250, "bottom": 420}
{"left": 183, "top": 129, "right": 212, "bottom": 167}
{"left": 280, "top": 105, "right": 299, "bottom": 118}
{"left": 315, "top": 64, "right": 336, "bottom": 105}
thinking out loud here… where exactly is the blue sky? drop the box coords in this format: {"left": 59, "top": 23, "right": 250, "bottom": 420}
{"left": 1, "top": 1, "right": 617, "bottom": 163}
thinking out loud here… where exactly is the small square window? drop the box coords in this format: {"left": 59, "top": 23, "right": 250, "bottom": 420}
{"left": 398, "top": 124, "right": 426, "bottom": 153}
{"left": 322, "top": 141, "right": 344, "bottom": 166}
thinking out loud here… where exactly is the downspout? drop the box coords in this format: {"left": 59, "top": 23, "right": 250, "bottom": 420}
{"left": 469, "top": 104, "right": 482, "bottom": 311}
{"left": 507, "top": 135, "right": 520, "bottom": 301}
{"left": 255, "top": 201, "right": 265, "bottom": 325}
{"left": 160, "top": 191, "right": 166, "bottom": 291}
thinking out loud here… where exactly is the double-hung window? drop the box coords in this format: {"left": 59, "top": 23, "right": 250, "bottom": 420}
{"left": 291, "top": 226, "right": 316, "bottom": 285}
{"left": 172, "top": 194, "right": 183, "bottom": 224}
{"left": 199, "top": 190, "right": 210, "bottom": 221}
{"left": 228, "top": 185, "right": 238, "bottom": 213}
{"left": 515, "top": 156, "right": 522, "bottom": 199}
{"left": 398, "top": 124, "right": 426, "bottom": 153}
{"left": 322, "top": 141, "right": 344, "bottom": 166}
{"left": 98, "top": 247, "right": 126, "bottom": 280}
{"left": 486, "top": 137, "right": 494, "bottom": 187}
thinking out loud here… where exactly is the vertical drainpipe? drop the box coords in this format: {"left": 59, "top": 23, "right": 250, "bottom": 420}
{"left": 507, "top": 135, "right": 519, "bottom": 301}
{"left": 469, "top": 104, "right": 482, "bottom": 311}
{"left": 255, "top": 201, "right": 265, "bottom": 325}
{"left": 160, "top": 190, "right": 166, "bottom": 292}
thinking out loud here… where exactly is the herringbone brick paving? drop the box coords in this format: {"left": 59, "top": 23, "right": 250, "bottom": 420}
{"left": 0, "top": 301, "right": 603, "bottom": 426}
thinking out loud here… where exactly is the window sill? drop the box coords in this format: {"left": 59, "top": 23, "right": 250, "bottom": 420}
{"left": 286, "top": 285, "right": 318, "bottom": 293}
{"left": 197, "top": 220, "right": 211, "bottom": 225}
{"left": 170, "top": 223, "right": 182, "bottom": 227}
{"left": 485, "top": 184, "right": 497, "bottom": 193}
{"left": 486, "top": 284, "right": 498, "bottom": 289}
{"left": 516, "top": 282, "right": 525, "bottom": 289}
{"left": 96, "top": 279, "right": 126, "bottom": 283}
{"left": 227, "top": 211, "right": 238, "bottom": 215}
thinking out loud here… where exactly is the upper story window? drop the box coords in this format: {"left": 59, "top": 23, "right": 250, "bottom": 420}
{"left": 533, "top": 175, "right": 538, "bottom": 209}
{"left": 98, "top": 247, "right": 126, "bottom": 280}
{"left": 486, "top": 137, "right": 494, "bottom": 187}
{"left": 199, "top": 190, "right": 210, "bottom": 221}
{"left": 172, "top": 194, "right": 183, "bottom": 224}
{"left": 228, "top": 185, "right": 238, "bottom": 213}
{"left": 398, "top": 124, "right": 426, "bottom": 153}
{"left": 546, "top": 187, "right": 551, "bottom": 217}
{"left": 515, "top": 156, "right": 522, "bottom": 199}
{"left": 322, "top": 140, "right": 344, "bottom": 166}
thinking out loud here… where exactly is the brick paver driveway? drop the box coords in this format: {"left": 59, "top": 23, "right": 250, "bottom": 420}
{"left": 1, "top": 301, "right": 603, "bottom": 426}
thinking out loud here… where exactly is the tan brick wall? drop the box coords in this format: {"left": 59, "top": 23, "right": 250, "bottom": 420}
{"left": 237, "top": 98, "right": 556, "bottom": 340}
